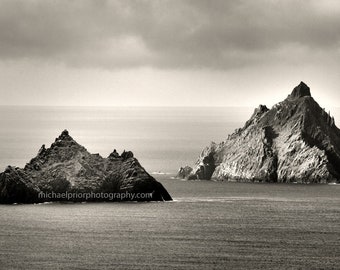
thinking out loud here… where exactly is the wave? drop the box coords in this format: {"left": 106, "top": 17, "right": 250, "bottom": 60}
{"left": 151, "top": 171, "right": 171, "bottom": 175}
{"left": 172, "top": 196, "right": 311, "bottom": 203}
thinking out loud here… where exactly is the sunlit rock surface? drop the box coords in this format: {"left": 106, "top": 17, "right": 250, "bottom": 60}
{"left": 178, "top": 82, "right": 340, "bottom": 183}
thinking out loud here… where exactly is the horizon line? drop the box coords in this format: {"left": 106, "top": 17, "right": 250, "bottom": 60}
{"left": 0, "top": 104, "right": 339, "bottom": 109}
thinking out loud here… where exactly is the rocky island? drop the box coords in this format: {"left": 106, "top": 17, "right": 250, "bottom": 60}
{"left": 0, "top": 130, "right": 172, "bottom": 203}
{"left": 178, "top": 82, "right": 340, "bottom": 183}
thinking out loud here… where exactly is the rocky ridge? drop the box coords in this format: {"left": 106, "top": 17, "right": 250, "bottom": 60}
{"left": 178, "top": 82, "right": 340, "bottom": 183}
{"left": 0, "top": 130, "right": 172, "bottom": 203}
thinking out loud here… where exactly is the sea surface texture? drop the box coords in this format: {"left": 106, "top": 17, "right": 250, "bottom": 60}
{"left": 0, "top": 106, "right": 339, "bottom": 269}
{"left": 0, "top": 106, "right": 257, "bottom": 173}
{"left": 0, "top": 180, "right": 339, "bottom": 269}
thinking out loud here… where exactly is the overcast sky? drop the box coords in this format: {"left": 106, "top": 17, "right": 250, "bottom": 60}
{"left": 0, "top": 0, "right": 340, "bottom": 107}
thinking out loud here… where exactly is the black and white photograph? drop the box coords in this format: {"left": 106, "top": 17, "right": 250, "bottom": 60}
{"left": 0, "top": 0, "right": 339, "bottom": 269}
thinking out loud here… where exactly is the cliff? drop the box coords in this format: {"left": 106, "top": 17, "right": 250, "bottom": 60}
{"left": 178, "top": 82, "right": 340, "bottom": 183}
{"left": 0, "top": 130, "right": 172, "bottom": 203}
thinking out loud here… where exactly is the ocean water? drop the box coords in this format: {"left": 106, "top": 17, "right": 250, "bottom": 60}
{"left": 0, "top": 180, "right": 339, "bottom": 269}
{"left": 1, "top": 106, "right": 339, "bottom": 173}
{"left": 0, "top": 106, "right": 340, "bottom": 269}
{"left": 0, "top": 106, "right": 255, "bottom": 173}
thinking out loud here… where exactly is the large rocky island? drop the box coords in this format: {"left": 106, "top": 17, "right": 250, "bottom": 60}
{"left": 0, "top": 130, "right": 172, "bottom": 203}
{"left": 178, "top": 82, "right": 340, "bottom": 183}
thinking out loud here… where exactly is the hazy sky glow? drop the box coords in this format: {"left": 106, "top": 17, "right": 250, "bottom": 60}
{"left": 0, "top": 0, "right": 340, "bottom": 107}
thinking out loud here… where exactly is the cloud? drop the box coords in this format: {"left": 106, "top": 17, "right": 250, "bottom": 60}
{"left": 0, "top": 0, "right": 340, "bottom": 69}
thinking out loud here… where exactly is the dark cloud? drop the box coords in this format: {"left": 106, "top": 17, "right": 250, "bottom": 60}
{"left": 0, "top": 0, "right": 339, "bottom": 69}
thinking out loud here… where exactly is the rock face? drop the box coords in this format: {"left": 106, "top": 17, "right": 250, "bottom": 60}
{"left": 177, "top": 166, "right": 193, "bottom": 179}
{"left": 178, "top": 82, "right": 340, "bottom": 183}
{"left": 0, "top": 130, "right": 172, "bottom": 203}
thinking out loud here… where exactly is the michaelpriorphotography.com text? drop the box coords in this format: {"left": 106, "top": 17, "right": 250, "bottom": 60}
{"left": 38, "top": 191, "right": 154, "bottom": 201}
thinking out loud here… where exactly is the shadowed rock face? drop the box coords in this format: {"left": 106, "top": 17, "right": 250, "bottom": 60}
{"left": 0, "top": 130, "right": 172, "bottom": 203}
{"left": 290, "top": 81, "right": 311, "bottom": 99}
{"left": 178, "top": 82, "right": 340, "bottom": 183}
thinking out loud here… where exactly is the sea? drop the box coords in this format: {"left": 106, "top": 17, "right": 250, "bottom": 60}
{"left": 0, "top": 106, "right": 340, "bottom": 269}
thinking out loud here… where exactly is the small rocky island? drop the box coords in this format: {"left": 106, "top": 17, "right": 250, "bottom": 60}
{"left": 0, "top": 130, "right": 172, "bottom": 203}
{"left": 178, "top": 82, "right": 340, "bottom": 183}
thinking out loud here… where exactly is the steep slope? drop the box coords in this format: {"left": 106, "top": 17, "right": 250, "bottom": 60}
{"left": 178, "top": 82, "right": 340, "bottom": 183}
{"left": 0, "top": 130, "right": 172, "bottom": 203}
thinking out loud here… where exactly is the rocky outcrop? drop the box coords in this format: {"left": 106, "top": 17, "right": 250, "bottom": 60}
{"left": 0, "top": 130, "right": 172, "bottom": 203}
{"left": 177, "top": 166, "right": 193, "bottom": 179}
{"left": 178, "top": 82, "right": 340, "bottom": 183}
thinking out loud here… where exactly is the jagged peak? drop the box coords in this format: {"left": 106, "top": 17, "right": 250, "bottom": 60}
{"left": 121, "top": 150, "right": 134, "bottom": 160}
{"left": 253, "top": 104, "right": 269, "bottom": 116}
{"left": 58, "top": 129, "right": 72, "bottom": 140}
{"left": 108, "top": 149, "right": 120, "bottom": 159}
{"left": 289, "top": 81, "right": 311, "bottom": 99}
{"left": 178, "top": 81, "right": 340, "bottom": 182}
{"left": 247, "top": 105, "right": 269, "bottom": 124}
{"left": 50, "top": 129, "right": 84, "bottom": 151}
{"left": 52, "top": 129, "right": 78, "bottom": 146}
{"left": 4, "top": 165, "right": 15, "bottom": 173}
{"left": 37, "top": 144, "right": 46, "bottom": 156}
